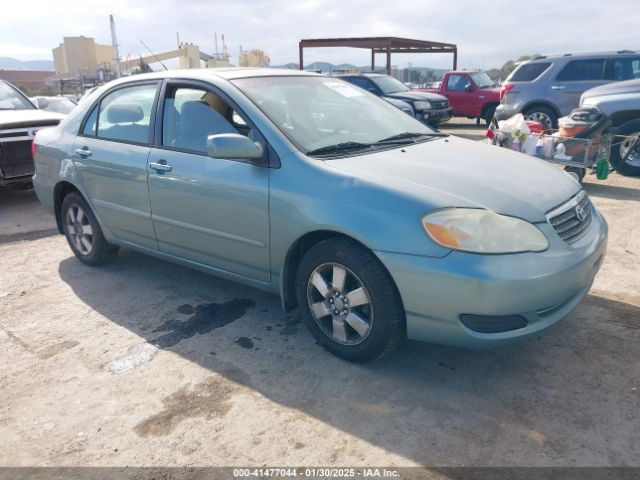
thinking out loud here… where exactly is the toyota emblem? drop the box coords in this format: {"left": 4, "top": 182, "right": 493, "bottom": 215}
{"left": 575, "top": 204, "right": 585, "bottom": 222}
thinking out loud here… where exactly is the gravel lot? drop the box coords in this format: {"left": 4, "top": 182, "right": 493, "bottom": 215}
{"left": 1, "top": 127, "right": 639, "bottom": 467}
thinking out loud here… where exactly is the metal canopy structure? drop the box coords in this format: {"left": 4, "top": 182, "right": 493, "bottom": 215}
{"left": 298, "top": 36, "right": 458, "bottom": 74}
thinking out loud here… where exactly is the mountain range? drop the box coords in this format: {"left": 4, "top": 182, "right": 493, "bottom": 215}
{"left": 0, "top": 57, "right": 54, "bottom": 71}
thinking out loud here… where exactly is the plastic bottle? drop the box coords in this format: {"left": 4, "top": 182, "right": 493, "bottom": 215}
{"left": 535, "top": 135, "right": 544, "bottom": 157}
{"left": 511, "top": 136, "right": 521, "bottom": 152}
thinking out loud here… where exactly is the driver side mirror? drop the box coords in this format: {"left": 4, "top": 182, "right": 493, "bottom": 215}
{"left": 207, "top": 133, "right": 264, "bottom": 163}
{"left": 464, "top": 84, "right": 474, "bottom": 92}
{"left": 34, "top": 97, "right": 49, "bottom": 109}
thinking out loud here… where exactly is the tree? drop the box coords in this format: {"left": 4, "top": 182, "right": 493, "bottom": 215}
{"left": 135, "top": 56, "right": 153, "bottom": 74}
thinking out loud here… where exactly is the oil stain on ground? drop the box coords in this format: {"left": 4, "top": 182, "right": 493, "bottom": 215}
{"left": 134, "top": 375, "right": 235, "bottom": 437}
{"left": 235, "top": 337, "right": 254, "bottom": 349}
{"left": 152, "top": 298, "right": 255, "bottom": 348}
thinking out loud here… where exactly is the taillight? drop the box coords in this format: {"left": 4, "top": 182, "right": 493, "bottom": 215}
{"left": 31, "top": 141, "right": 37, "bottom": 157}
{"left": 500, "top": 83, "right": 515, "bottom": 101}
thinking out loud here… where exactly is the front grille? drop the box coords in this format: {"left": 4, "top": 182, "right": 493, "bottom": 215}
{"left": 432, "top": 100, "right": 449, "bottom": 109}
{"left": 547, "top": 191, "right": 592, "bottom": 243}
{"left": 0, "top": 140, "right": 34, "bottom": 179}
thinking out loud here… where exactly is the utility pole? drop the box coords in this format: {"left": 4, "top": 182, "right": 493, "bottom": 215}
{"left": 110, "top": 15, "right": 122, "bottom": 78}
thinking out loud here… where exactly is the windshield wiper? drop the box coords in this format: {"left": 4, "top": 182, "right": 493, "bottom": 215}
{"left": 306, "top": 142, "right": 373, "bottom": 156}
{"left": 375, "top": 131, "right": 448, "bottom": 144}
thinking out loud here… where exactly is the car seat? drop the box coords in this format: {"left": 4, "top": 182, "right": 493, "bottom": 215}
{"left": 176, "top": 100, "right": 237, "bottom": 153}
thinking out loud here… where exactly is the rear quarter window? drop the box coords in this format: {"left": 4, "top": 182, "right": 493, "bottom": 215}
{"left": 557, "top": 59, "right": 605, "bottom": 81}
{"left": 508, "top": 62, "right": 551, "bottom": 82}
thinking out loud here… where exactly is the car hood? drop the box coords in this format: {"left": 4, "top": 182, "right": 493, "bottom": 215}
{"left": 384, "top": 91, "right": 447, "bottom": 102}
{"left": 582, "top": 79, "right": 640, "bottom": 99}
{"left": 0, "top": 109, "right": 65, "bottom": 129}
{"left": 325, "top": 136, "right": 580, "bottom": 222}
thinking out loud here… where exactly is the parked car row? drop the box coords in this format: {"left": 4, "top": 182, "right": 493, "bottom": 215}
{"left": 31, "top": 68, "right": 607, "bottom": 362}
{"left": 496, "top": 50, "right": 640, "bottom": 129}
{"left": 337, "top": 73, "right": 452, "bottom": 126}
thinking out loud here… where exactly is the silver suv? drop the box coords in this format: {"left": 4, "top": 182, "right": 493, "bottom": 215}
{"left": 496, "top": 51, "right": 640, "bottom": 129}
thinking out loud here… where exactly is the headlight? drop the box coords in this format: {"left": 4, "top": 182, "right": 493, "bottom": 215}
{"left": 413, "top": 101, "right": 432, "bottom": 111}
{"left": 422, "top": 208, "right": 548, "bottom": 253}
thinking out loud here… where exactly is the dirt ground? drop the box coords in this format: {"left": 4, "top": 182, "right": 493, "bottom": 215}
{"left": 1, "top": 133, "right": 639, "bottom": 467}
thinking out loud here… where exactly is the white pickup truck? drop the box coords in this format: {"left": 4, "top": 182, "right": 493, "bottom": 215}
{"left": 0, "top": 80, "right": 64, "bottom": 188}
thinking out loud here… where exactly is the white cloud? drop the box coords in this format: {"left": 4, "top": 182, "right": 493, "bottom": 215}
{"left": 0, "top": 0, "right": 637, "bottom": 69}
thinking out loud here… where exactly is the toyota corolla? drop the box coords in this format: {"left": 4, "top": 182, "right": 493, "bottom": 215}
{"left": 33, "top": 69, "right": 607, "bottom": 362}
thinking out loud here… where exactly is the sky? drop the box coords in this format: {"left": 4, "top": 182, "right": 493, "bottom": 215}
{"left": 1, "top": 0, "right": 638, "bottom": 70}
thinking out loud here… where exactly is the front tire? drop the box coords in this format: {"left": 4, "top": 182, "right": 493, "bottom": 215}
{"left": 61, "top": 192, "right": 118, "bottom": 265}
{"left": 483, "top": 104, "right": 498, "bottom": 126}
{"left": 295, "top": 238, "right": 404, "bottom": 362}
{"left": 610, "top": 119, "right": 640, "bottom": 177}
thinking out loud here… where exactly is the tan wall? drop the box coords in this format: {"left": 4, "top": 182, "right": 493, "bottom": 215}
{"left": 51, "top": 37, "right": 114, "bottom": 76}
{"left": 52, "top": 45, "right": 67, "bottom": 75}
{"left": 63, "top": 37, "right": 97, "bottom": 76}
{"left": 239, "top": 49, "right": 270, "bottom": 68}
{"left": 95, "top": 44, "right": 113, "bottom": 69}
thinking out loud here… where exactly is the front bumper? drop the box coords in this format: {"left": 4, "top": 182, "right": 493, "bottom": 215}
{"left": 375, "top": 206, "right": 608, "bottom": 348}
{"left": 418, "top": 107, "right": 453, "bottom": 125}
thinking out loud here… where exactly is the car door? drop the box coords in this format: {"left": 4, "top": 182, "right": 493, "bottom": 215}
{"left": 74, "top": 81, "right": 160, "bottom": 250}
{"left": 444, "top": 74, "right": 472, "bottom": 116}
{"left": 550, "top": 58, "right": 606, "bottom": 115}
{"left": 147, "top": 80, "right": 271, "bottom": 282}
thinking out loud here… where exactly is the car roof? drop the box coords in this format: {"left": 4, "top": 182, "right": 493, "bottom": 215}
{"left": 106, "top": 67, "right": 315, "bottom": 85}
{"left": 525, "top": 50, "right": 639, "bottom": 62}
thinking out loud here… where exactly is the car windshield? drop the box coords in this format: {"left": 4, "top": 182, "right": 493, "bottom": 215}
{"left": 0, "top": 82, "right": 35, "bottom": 110}
{"left": 232, "top": 76, "right": 437, "bottom": 156}
{"left": 370, "top": 76, "right": 411, "bottom": 94}
{"left": 470, "top": 72, "right": 495, "bottom": 89}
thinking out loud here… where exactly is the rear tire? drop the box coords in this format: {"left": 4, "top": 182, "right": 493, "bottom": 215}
{"left": 295, "top": 238, "right": 404, "bottom": 362}
{"left": 524, "top": 105, "right": 558, "bottom": 130}
{"left": 61, "top": 192, "right": 118, "bottom": 265}
{"left": 609, "top": 119, "right": 640, "bottom": 177}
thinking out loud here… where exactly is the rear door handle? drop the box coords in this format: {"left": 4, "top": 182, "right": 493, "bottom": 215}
{"left": 74, "top": 147, "right": 92, "bottom": 157}
{"left": 551, "top": 85, "right": 566, "bottom": 90}
{"left": 149, "top": 160, "right": 172, "bottom": 173}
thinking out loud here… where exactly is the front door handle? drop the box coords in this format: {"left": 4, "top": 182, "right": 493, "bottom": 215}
{"left": 149, "top": 159, "right": 172, "bottom": 173}
{"left": 74, "top": 147, "right": 92, "bottom": 157}
{"left": 550, "top": 85, "right": 566, "bottom": 90}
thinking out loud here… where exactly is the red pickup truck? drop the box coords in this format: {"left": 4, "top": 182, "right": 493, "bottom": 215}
{"left": 418, "top": 71, "right": 500, "bottom": 124}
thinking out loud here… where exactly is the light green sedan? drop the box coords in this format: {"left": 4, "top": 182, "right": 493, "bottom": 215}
{"left": 33, "top": 69, "right": 607, "bottom": 362}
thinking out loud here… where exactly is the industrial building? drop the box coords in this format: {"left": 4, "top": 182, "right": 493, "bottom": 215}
{"left": 52, "top": 36, "right": 115, "bottom": 78}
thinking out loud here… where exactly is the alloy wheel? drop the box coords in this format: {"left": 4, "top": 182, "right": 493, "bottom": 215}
{"left": 306, "top": 262, "right": 373, "bottom": 345}
{"left": 65, "top": 204, "right": 93, "bottom": 255}
{"left": 524, "top": 111, "right": 553, "bottom": 130}
{"left": 619, "top": 133, "right": 640, "bottom": 167}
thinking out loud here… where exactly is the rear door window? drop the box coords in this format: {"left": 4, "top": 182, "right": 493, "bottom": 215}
{"left": 509, "top": 62, "right": 551, "bottom": 81}
{"left": 556, "top": 59, "right": 605, "bottom": 81}
{"left": 605, "top": 57, "right": 640, "bottom": 81}
{"left": 94, "top": 83, "right": 158, "bottom": 144}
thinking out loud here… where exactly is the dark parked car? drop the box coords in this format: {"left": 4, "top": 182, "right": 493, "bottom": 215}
{"left": 581, "top": 79, "right": 640, "bottom": 176}
{"left": 496, "top": 51, "right": 640, "bottom": 129}
{"left": 338, "top": 73, "right": 452, "bottom": 126}
{"left": 0, "top": 80, "right": 64, "bottom": 188}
